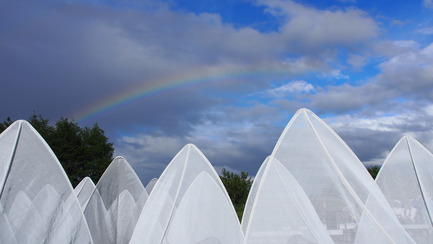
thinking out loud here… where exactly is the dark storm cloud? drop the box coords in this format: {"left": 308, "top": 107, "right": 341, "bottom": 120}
{"left": 3, "top": 0, "right": 431, "bottom": 184}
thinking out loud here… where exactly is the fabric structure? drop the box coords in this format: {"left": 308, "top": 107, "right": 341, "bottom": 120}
{"left": 376, "top": 136, "right": 433, "bottom": 244}
{"left": 1, "top": 111, "right": 426, "bottom": 244}
{"left": 243, "top": 156, "right": 335, "bottom": 243}
{"left": 129, "top": 144, "right": 244, "bottom": 244}
{"left": 84, "top": 156, "right": 148, "bottom": 244}
{"left": 75, "top": 177, "right": 96, "bottom": 209}
{"left": 264, "top": 108, "right": 414, "bottom": 244}
{"left": 241, "top": 157, "right": 270, "bottom": 234}
{"left": 0, "top": 120, "right": 93, "bottom": 244}
{"left": 145, "top": 178, "right": 158, "bottom": 194}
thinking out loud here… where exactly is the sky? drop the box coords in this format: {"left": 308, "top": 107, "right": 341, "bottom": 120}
{"left": 1, "top": 0, "right": 433, "bottom": 184}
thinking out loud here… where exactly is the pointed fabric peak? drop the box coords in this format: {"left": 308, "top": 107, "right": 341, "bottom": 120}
{"left": 269, "top": 108, "right": 414, "bottom": 243}
{"left": 376, "top": 136, "right": 433, "bottom": 243}
{"left": 84, "top": 156, "right": 147, "bottom": 244}
{"left": 0, "top": 120, "right": 93, "bottom": 244}
{"left": 244, "top": 156, "right": 334, "bottom": 243}
{"left": 95, "top": 156, "right": 145, "bottom": 208}
{"left": 241, "top": 156, "right": 270, "bottom": 234}
{"left": 74, "top": 177, "right": 96, "bottom": 209}
{"left": 145, "top": 178, "right": 158, "bottom": 194}
{"left": 130, "top": 144, "right": 243, "bottom": 244}
{"left": 0, "top": 120, "right": 22, "bottom": 194}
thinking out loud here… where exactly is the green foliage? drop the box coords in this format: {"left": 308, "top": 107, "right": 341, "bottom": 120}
{"left": 0, "top": 116, "right": 12, "bottom": 132}
{"left": 220, "top": 168, "right": 253, "bottom": 220}
{"left": 367, "top": 165, "right": 381, "bottom": 179}
{"left": 0, "top": 114, "right": 114, "bottom": 187}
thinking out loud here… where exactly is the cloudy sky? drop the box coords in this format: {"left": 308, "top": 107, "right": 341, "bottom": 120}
{"left": 1, "top": 0, "right": 433, "bottom": 183}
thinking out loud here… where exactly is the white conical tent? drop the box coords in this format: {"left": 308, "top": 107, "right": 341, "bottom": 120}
{"left": 375, "top": 136, "right": 433, "bottom": 244}
{"left": 130, "top": 144, "right": 244, "bottom": 244}
{"left": 75, "top": 177, "right": 96, "bottom": 209}
{"left": 241, "top": 156, "right": 270, "bottom": 234}
{"left": 269, "top": 108, "right": 414, "bottom": 243}
{"left": 145, "top": 178, "right": 158, "bottom": 194}
{"left": 0, "top": 120, "right": 93, "bottom": 244}
{"left": 244, "top": 156, "right": 334, "bottom": 244}
{"left": 84, "top": 156, "right": 147, "bottom": 244}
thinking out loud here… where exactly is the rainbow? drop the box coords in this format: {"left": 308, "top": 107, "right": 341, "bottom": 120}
{"left": 72, "top": 67, "right": 284, "bottom": 123}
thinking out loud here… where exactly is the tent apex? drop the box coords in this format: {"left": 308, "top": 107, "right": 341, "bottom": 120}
{"left": 296, "top": 108, "right": 313, "bottom": 114}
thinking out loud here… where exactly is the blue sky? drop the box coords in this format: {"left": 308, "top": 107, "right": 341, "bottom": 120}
{"left": 1, "top": 0, "right": 433, "bottom": 183}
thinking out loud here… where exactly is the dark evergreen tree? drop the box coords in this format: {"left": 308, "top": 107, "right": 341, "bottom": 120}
{"left": 28, "top": 114, "right": 54, "bottom": 141}
{"left": 0, "top": 116, "right": 12, "bottom": 131}
{"left": 220, "top": 168, "right": 253, "bottom": 220}
{"left": 0, "top": 115, "right": 114, "bottom": 187}
{"left": 367, "top": 165, "right": 381, "bottom": 179}
{"left": 50, "top": 117, "right": 88, "bottom": 186}
{"left": 79, "top": 123, "right": 114, "bottom": 182}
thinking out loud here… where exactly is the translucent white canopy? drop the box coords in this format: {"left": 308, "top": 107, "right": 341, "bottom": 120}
{"left": 376, "top": 136, "right": 433, "bottom": 244}
{"left": 0, "top": 120, "right": 93, "bottom": 244}
{"left": 243, "top": 156, "right": 334, "bottom": 244}
{"left": 84, "top": 156, "right": 147, "bottom": 244}
{"left": 130, "top": 144, "right": 244, "bottom": 244}
{"left": 145, "top": 178, "right": 158, "bottom": 194}
{"left": 269, "top": 108, "right": 414, "bottom": 244}
{"left": 75, "top": 177, "right": 96, "bottom": 209}
{"left": 242, "top": 157, "right": 270, "bottom": 234}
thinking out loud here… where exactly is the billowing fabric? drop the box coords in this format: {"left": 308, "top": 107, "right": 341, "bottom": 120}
{"left": 84, "top": 156, "right": 147, "bottom": 244}
{"left": 244, "top": 156, "right": 334, "bottom": 244}
{"left": 270, "top": 109, "right": 414, "bottom": 244}
{"left": 376, "top": 136, "right": 433, "bottom": 244}
{"left": 75, "top": 177, "right": 96, "bottom": 209}
{"left": 0, "top": 120, "right": 93, "bottom": 244}
{"left": 145, "top": 178, "right": 158, "bottom": 194}
{"left": 130, "top": 144, "right": 244, "bottom": 244}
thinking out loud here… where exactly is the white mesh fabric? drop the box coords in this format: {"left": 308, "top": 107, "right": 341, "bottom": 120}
{"left": 0, "top": 120, "right": 92, "bottom": 244}
{"left": 84, "top": 156, "right": 147, "bottom": 244}
{"left": 75, "top": 177, "right": 96, "bottom": 208}
{"left": 0, "top": 203, "right": 16, "bottom": 243}
{"left": 271, "top": 109, "right": 413, "bottom": 244}
{"left": 0, "top": 121, "right": 19, "bottom": 191}
{"left": 244, "top": 157, "right": 334, "bottom": 244}
{"left": 376, "top": 136, "right": 433, "bottom": 244}
{"left": 83, "top": 189, "right": 112, "bottom": 243}
{"left": 241, "top": 157, "right": 270, "bottom": 234}
{"left": 123, "top": 190, "right": 149, "bottom": 242}
{"left": 164, "top": 171, "right": 244, "bottom": 244}
{"left": 130, "top": 144, "right": 243, "bottom": 244}
{"left": 146, "top": 178, "right": 158, "bottom": 194}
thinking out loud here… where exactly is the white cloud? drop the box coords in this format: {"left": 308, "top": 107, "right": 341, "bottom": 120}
{"left": 393, "top": 40, "right": 419, "bottom": 48}
{"left": 423, "top": 0, "right": 433, "bottom": 8}
{"left": 308, "top": 41, "right": 433, "bottom": 114}
{"left": 279, "top": 56, "right": 329, "bottom": 74}
{"left": 320, "top": 69, "right": 350, "bottom": 80}
{"left": 324, "top": 105, "right": 433, "bottom": 164}
{"left": 347, "top": 54, "right": 366, "bottom": 70}
{"left": 257, "top": 80, "right": 314, "bottom": 98}
{"left": 256, "top": 0, "right": 379, "bottom": 51}
{"left": 115, "top": 134, "right": 185, "bottom": 166}
{"left": 375, "top": 42, "right": 433, "bottom": 101}
{"left": 330, "top": 114, "right": 405, "bottom": 132}
{"left": 417, "top": 27, "right": 433, "bottom": 35}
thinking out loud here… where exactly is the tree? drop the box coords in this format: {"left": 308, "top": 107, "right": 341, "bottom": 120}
{"left": 79, "top": 123, "right": 114, "bottom": 181}
{"left": 0, "top": 116, "right": 12, "bottom": 131}
{"left": 0, "top": 115, "right": 114, "bottom": 187}
{"left": 28, "top": 114, "right": 54, "bottom": 140}
{"left": 220, "top": 168, "right": 253, "bottom": 220}
{"left": 367, "top": 165, "right": 381, "bottom": 179}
